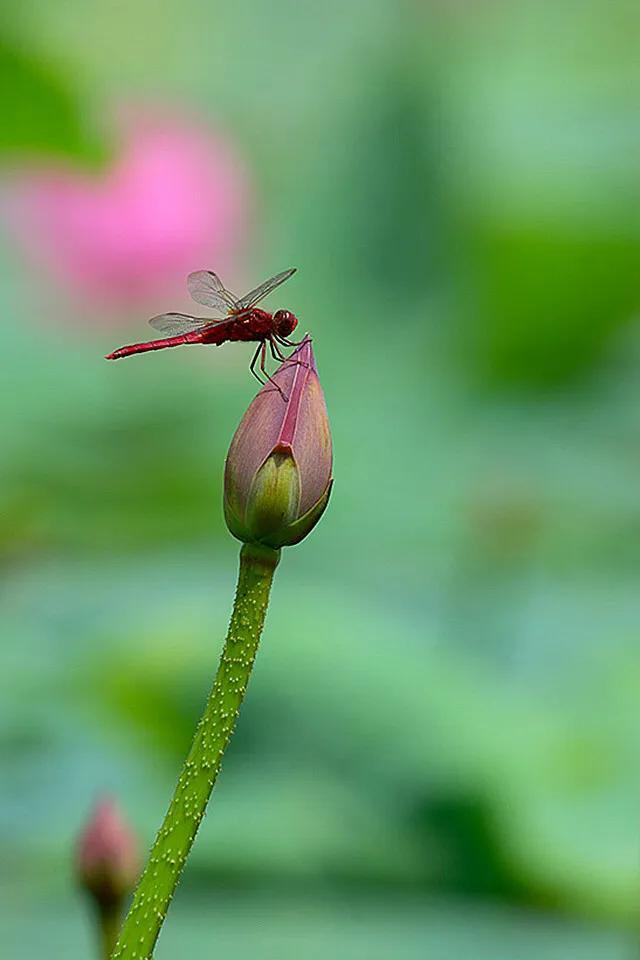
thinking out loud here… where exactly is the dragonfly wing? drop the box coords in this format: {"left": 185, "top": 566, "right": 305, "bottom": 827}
{"left": 187, "top": 271, "right": 238, "bottom": 312}
{"left": 235, "top": 267, "right": 297, "bottom": 310}
{"left": 148, "top": 312, "right": 214, "bottom": 335}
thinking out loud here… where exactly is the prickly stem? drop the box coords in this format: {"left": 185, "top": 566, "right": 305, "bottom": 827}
{"left": 111, "top": 542, "right": 280, "bottom": 959}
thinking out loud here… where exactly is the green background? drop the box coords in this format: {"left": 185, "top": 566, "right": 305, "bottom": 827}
{"left": 1, "top": 1, "right": 639, "bottom": 957}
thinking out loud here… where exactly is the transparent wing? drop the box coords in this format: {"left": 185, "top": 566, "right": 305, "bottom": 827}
{"left": 148, "top": 312, "right": 216, "bottom": 335}
{"left": 187, "top": 271, "right": 238, "bottom": 312}
{"left": 235, "top": 267, "right": 297, "bottom": 311}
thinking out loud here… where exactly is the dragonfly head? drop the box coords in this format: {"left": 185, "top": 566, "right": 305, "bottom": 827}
{"left": 273, "top": 309, "right": 298, "bottom": 338}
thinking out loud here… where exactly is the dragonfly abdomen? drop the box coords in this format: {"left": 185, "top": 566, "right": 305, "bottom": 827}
{"left": 106, "top": 333, "right": 197, "bottom": 360}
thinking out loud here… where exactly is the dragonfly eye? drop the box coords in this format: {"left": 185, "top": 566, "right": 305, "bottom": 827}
{"left": 274, "top": 309, "right": 297, "bottom": 337}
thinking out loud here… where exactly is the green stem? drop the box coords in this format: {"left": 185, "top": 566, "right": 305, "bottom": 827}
{"left": 111, "top": 542, "right": 280, "bottom": 959}
{"left": 97, "top": 903, "right": 122, "bottom": 960}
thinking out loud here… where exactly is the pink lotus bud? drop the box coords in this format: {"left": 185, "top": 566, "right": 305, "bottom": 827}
{"left": 224, "top": 337, "right": 333, "bottom": 549}
{"left": 76, "top": 796, "right": 140, "bottom": 907}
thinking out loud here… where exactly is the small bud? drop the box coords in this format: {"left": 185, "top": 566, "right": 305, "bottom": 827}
{"left": 76, "top": 796, "right": 140, "bottom": 908}
{"left": 224, "top": 337, "right": 333, "bottom": 549}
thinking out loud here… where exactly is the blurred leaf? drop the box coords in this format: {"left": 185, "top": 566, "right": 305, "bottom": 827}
{"left": 0, "top": 35, "right": 104, "bottom": 162}
{"left": 332, "top": 64, "right": 445, "bottom": 303}
{"left": 470, "top": 224, "right": 640, "bottom": 387}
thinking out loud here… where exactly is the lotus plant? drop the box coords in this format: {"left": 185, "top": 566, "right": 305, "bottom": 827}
{"left": 112, "top": 336, "right": 332, "bottom": 958}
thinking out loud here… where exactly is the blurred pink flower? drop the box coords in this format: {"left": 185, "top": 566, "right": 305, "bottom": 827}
{"left": 10, "top": 108, "right": 250, "bottom": 310}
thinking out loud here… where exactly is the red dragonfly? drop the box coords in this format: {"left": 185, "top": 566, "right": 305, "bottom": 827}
{"left": 105, "top": 267, "right": 301, "bottom": 385}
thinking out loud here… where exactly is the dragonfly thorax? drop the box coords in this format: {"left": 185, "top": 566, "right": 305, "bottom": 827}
{"left": 273, "top": 309, "right": 298, "bottom": 338}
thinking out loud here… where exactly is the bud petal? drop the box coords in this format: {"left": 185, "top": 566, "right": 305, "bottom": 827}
{"left": 224, "top": 337, "right": 333, "bottom": 549}
{"left": 245, "top": 446, "right": 301, "bottom": 541}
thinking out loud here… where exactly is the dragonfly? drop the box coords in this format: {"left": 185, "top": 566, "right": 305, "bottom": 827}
{"left": 105, "top": 267, "right": 301, "bottom": 385}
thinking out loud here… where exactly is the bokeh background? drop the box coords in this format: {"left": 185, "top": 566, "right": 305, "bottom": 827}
{"left": 1, "top": 2, "right": 639, "bottom": 957}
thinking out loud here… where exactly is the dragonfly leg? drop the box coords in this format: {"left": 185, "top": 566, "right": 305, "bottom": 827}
{"left": 269, "top": 336, "right": 288, "bottom": 362}
{"left": 277, "top": 336, "right": 306, "bottom": 347}
{"left": 249, "top": 340, "right": 288, "bottom": 398}
{"left": 249, "top": 342, "right": 266, "bottom": 385}
{"left": 259, "top": 340, "right": 288, "bottom": 400}
{"left": 272, "top": 335, "right": 310, "bottom": 371}
{"left": 269, "top": 338, "right": 311, "bottom": 380}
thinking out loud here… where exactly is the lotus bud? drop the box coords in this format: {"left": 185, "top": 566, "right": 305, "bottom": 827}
{"left": 224, "top": 336, "right": 333, "bottom": 549}
{"left": 76, "top": 796, "right": 140, "bottom": 908}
